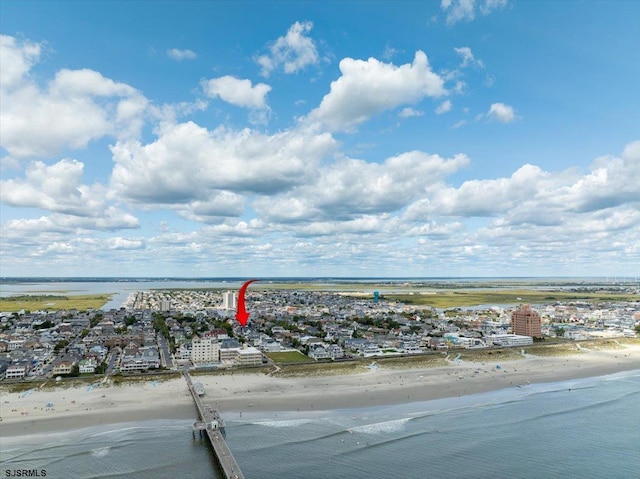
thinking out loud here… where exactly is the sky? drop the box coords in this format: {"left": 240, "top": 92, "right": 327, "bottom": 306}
{"left": 1, "top": 0, "right": 639, "bottom": 278}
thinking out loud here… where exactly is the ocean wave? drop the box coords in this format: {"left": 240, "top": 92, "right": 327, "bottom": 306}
{"left": 251, "top": 418, "right": 317, "bottom": 428}
{"left": 91, "top": 446, "right": 111, "bottom": 458}
{"left": 339, "top": 429, "right": 433, "bottom": 457}
{"left": 348, "top": 417, "right": 411, "bottom": 435}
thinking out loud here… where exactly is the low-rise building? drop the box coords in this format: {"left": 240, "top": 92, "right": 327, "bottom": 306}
{"left": 308, "top": 344, "right": 331, "bottom": 360}
{"left": 5, "top": 364, "right": 27, "bottom": 379}
{"left": 488, "top": 334, "right": 533, "bottom": 347}
{"left": 52, "top": 360, "right": 75, "bottom": 375}
{"left": 79, "top": 358, "right": 97, "bottom": 374}
{"left": 236, "top": 346, "right": 263, "bottom": 366}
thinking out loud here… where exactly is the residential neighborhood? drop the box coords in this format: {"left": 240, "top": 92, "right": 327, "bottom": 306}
{"left": 1, "top": 288, "right": 639, "bottom": 381}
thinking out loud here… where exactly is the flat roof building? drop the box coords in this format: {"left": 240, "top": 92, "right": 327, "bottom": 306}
{"left": 222, "top": 291, "right": 237, "bottom": 310}
{"left": 511, "top": 304, "right": 541, "bottom": 338}
{"left": 191, "top": 336, "right": 220, "bottom": 364}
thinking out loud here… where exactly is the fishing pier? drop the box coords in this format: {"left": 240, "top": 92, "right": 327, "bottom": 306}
{"left": 184, "top": 372, "right": 244, "bottom": 479}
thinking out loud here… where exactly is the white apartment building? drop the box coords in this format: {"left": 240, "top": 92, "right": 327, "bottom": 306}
{"left": 191, "top": 336, "right": 221, "bottom": 364}
{"left": 5, "top": 365, "right": 27, "bottom": 379}
{"left": 222, "top": 291, "right": 237, "bottom": 310}
{"left": 120, "top": 360, "right": 150, "bottom": 373}
{"left": 488, "top": 334, "right": 533, "bottom": 347}
{"left": 236, "top": 346, "right": 263, "bottom": 366}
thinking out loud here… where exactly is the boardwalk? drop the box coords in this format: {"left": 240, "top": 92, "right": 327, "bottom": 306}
{"left": 184, "top": 372, "right": 245, "bottom": 479}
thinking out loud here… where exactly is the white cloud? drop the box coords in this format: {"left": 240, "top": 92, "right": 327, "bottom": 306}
{"left": 256, "top": 21, "right": 319, "bottom": 77}
{"left": 175, "top": 192, "right": 246, "bottom": 224}
{"left": 0, "top": 35, "right": 42, "bottom": 90}
{"left": 108, "top": 122, "right": 337, "bottom": 204}
{"left": 487, "top": 102, "right": 516, "bottom": 123}
{"left": 166, "top": 48, "right": 197, "bottom": 60}
{"left": 441, "top": 0, "right": 508, "bottom": 25}
{"left": 2, "top": 159, "right": 90, "bottom": 214}
{"left": 399, "top": 107, "right": 424, "bottom": 118}
{"left": 454, "top": 47, "right": 484, "bottom": 68}
{"left": 201, "top": 76, "right": 271, "bottom": 109}
{"left": 480, "top": 0, "right": 509, "bottom": 15}
{"left": 3, "top": 209, "right": 139, "bottom": 236}
{"left": 566, "top": 141, "right": 640, "bottom": 212}
{"left": 0, "top": 159, "right": 138, "bottom": 227}
{"left": 404, "top": 141, "right": 640, "bottom": 225}
{"left": 436, "top": 100, "right": 452, "bottom": 114}
{"left": 382, "top": 44, "right": 400, "bottom": 61}
{"left": 108, "top": 237, "right": 146, "bottom": 250}
{"left": 253, "top": 150, "right": 470, "bottom": 223}
{"left": 309, "top": 51, "right": 446, "bottom": 131}
{"left": 0, "top": 36, "right": 148, "bottom": 159}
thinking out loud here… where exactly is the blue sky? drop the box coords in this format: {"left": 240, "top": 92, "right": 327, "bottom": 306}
{"left": 1, "top": 0, "right": 639, "bottom": 278}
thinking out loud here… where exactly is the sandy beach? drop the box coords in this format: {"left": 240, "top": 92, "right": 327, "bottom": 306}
{"left": 2, "top": 343, "right": 639, "bottom": 437}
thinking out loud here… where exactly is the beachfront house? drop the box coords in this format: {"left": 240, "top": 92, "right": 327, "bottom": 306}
{"left": 308, "top": 344, "right": 331, "bottom": 360}
{"left": 78, "top": 358, "right": 97, "bottom": 374}
{"left": 328, "top": 344, "right": 346, "bottom": 360}
{"left": 5, "top": 364, "right": 27, "bottom": 379}
{"left": 52, "top": 360, "right": 75, "bottom": 376}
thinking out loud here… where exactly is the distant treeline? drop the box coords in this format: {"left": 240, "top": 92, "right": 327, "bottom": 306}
{"left": 5, "top": 295, "right": 69, "bottom": 301}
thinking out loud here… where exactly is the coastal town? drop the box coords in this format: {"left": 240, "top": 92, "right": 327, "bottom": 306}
{"left": 1, "top": 286, "right": 639, "bottom": 381}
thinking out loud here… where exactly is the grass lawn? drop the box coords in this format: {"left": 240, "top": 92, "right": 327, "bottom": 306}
{"left": 0, "top": 294, "right": 113, "bottom": 312}
{"left": 266, "top": 351, "right": 314, "bottom": 364}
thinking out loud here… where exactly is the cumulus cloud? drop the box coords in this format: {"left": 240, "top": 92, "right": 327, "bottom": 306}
{"left": 2, "top": 32, "right": 637, "bottom": 277}
{"left": 256, "top": 21, "right": 319, "bottom": 77}
{"left": 201, "top": 76, "right": 271, "bottom": 110}
{"left": 0, "top": 159, "right": 141, "bottom": 229}
{"left": 253, "top": 150, "right": 470, "bottom": 223}
{"left": 175, "top": 192, "right": 246, "bottom": 224}
{"left": 441, "top": 0, "right": 508, "bottom": 25}
{"left": 0, "top": 36, "right": 148, "bottom": 158}
{"left": 166, "top": 48, "right": 197, "bottom": 60}
{"left": 309, "top": 51, "right": 446, "bottom": 131}
{"left": 1, "top": 159, "right": 94, "bottom": 215}
{"left": 404, "top": 141, "right": 640, "bottom": 227}
{"left": 0, "top": 35, "right": 42, "bottom": 90}
{"left": 108, "top": 122, "right": 337, "bottom": 204}
{"left": 487, "top": 102, "right": 516, "bottom": 123}
{"left": 566, "top": 140, "right": 640, "bottom": 212}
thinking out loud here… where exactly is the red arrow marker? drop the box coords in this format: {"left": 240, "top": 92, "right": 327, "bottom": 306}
{"left": 235, "top": 279, "right": 258, "bottom": 326}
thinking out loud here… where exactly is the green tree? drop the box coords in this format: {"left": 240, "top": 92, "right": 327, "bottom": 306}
{"left": 54, "top": 339, "right": 69, "bottom": 352}
{"left": 33, "top": 320, "right": 54, "bottom": 330}
{"left": 68, "top": 364, "right": 80, "bottom": 377}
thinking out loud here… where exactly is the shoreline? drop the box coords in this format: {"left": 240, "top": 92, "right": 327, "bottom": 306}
{"left": 2, "top": 344, "right": 639, "bottom": 438}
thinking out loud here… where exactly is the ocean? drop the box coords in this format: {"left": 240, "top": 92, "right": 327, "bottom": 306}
{"left": 2, "top": 370, "right": 639, "bottom": 479}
